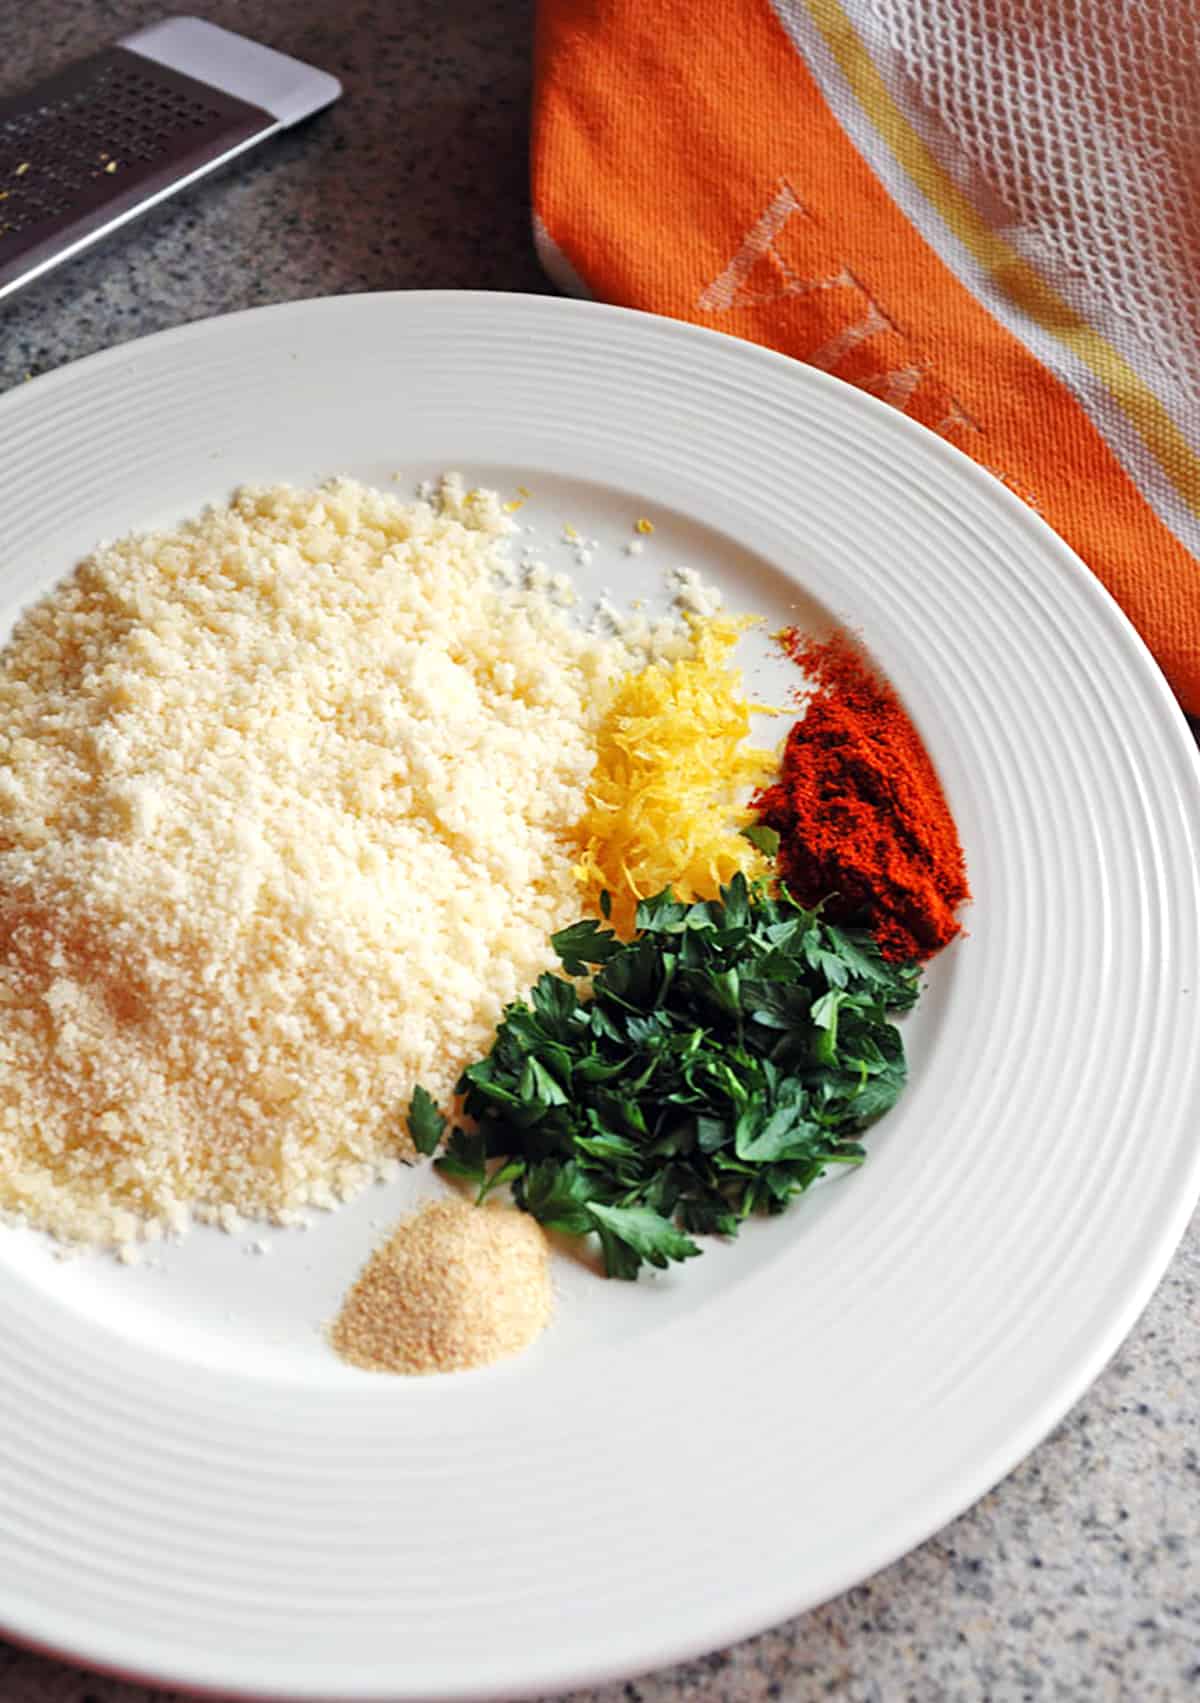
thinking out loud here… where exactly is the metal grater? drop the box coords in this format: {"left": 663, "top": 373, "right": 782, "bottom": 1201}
{"left": 0, "top": 18, "right": 341, "bottom": 304}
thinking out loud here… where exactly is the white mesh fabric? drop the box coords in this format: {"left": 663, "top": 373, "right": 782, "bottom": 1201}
{"left": 853, "top": 0, "right": 1200, "bottom": 428}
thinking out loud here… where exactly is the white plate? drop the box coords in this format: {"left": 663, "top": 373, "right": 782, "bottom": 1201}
{"left": 1, "top": 292, "right": 1199, "bottom": 1701}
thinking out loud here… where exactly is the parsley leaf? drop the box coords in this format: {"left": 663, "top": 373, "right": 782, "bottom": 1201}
{"left": 434, "top": 1125, "right": 487, "bottom": 1186}
{"left": 407, "top": 1084, "right": 445, "bottom": 1156}
{"left": 740, "top": 822, "right": 781, "bottom": 858}
{"left": 550, "top": 918, "right": 623, "bottom": 976}
{"left": 585, "top": 1202, "right": 702, "bottom": 1278}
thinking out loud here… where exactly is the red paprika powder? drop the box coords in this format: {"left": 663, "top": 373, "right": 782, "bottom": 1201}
{"left": 753, "top": 630, "right": 969, "bottom": 962}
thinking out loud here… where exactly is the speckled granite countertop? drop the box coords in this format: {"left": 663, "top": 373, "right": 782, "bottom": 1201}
{"left": 1, "top": 4, "right": 1198, "bottom": 1699}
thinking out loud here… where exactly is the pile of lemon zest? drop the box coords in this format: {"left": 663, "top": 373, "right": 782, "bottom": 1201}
{"left": 573, "top": 615, "right": 779, "bottom": 933}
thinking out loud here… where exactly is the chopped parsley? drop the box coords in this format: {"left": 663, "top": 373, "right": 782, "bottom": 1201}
{"left": 411, "top": 876, "right": 920, "bottom": 1278}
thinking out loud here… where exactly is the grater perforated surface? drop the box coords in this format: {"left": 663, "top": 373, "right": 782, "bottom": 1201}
{"left": 0, "top": 47, "right": 274, "bottom": 299}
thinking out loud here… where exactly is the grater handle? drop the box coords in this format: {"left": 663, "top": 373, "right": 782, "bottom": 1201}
{"left": 0, "top": 18, "right": 340, "bottom": 306}
{"left": 120, "top": 18, "right": 342, "bottom": 128}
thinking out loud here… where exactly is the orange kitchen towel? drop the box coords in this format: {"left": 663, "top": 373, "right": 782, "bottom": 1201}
{"left": 531, "top": 0, "right": 1200, "bottom": 715}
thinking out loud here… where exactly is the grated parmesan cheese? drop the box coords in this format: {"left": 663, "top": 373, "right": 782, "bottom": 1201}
{"left": 669, "top": 565, "right": 723, "bottom": 619}
{"left": 0, "top": 478, "right": 642, "bottom": 1250}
